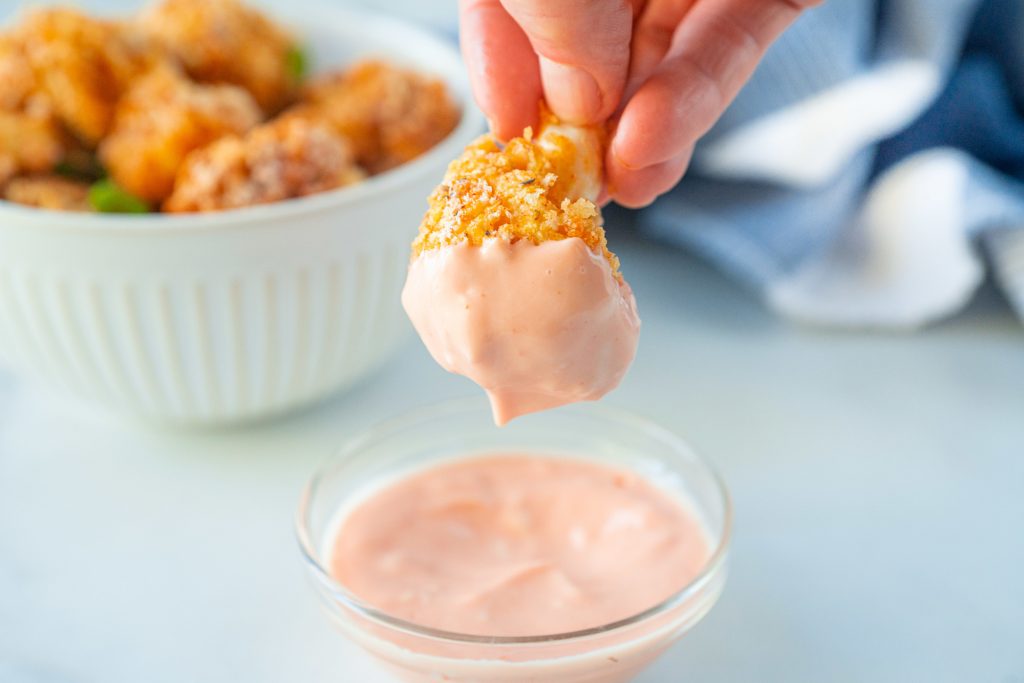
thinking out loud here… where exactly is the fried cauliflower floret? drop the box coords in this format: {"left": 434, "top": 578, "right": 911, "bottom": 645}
{"left": 0, "top": 36, "right": 65, "bottom": 183}
{"left": 138, "top": 0, "right": 297, "bottom": 113}
{"left": 3, "top": 175, "right": 91, "bottom": 212}
{"left": 100, "top": 65, "right": 261, "bottom": 203}
{"left": 411, "top": 129, "right": 619, "bottom": 275}
{"left": 299, "top": 60, "right": 460, "bottom": 173}
{"left": 0, "top": 35, "right": 36, "bottom": 111}
{"left": 164, "top": 117, "right": 365, "bottom": 213}
{"left": 0, "top": 107, "right": 65, "bottom": 187}
{"left": 14, "top": 8, "right": 168, "bottom": 145}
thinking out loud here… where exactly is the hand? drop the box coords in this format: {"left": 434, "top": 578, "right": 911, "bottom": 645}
{"left": 459, "top": 0, "right": 818, "bottom": 207}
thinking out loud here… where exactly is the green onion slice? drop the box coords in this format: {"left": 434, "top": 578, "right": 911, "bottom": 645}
{"left": 286, "top": 45, "right": 309, "bottom": 82}
{"left": 88, "top": 179, "right": 150, "bottom": 214}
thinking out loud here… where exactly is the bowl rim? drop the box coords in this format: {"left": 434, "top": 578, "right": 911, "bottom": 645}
{"left": 0, "top": 1, "right": 485, "bottom": 235}
{"left": 295, "top": 398, "right": 734, "bottom": 646}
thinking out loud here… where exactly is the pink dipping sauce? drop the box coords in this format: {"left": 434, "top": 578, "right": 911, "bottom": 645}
{"left": 328, "top": 454, "right": 710, "bottom": 637}
{"left": 402, "top": 238, "right": 641, "bottom": 425}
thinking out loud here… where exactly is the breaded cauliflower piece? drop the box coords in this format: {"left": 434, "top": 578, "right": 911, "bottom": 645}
{"left": 138, "top": 0, "right": 297, "bottom": 114}
{"left": 100, "top": 65, "right": 261, "bottom": 203}
{"left": 4, "top": 175, "right": 91, "bottom": 211}
{"left": 298, "top": 60, "right": 460, "bottom": 173}
{"left": 0, "top": 109, "right": 64, "bottom": 185}
{"left": 14, "top": 8, "right": 167, "bottom": 145}
{"left": 0, "top": 35, "right": 65, "bottom": 184}
{"left": 164, "top": 117, "right": 365, "bottom": 213}
{"left": 411, "top": 119, "right": 618, "bottom": 275}
{"left": 0, "top": 35, "right": 36, "bottom": 111}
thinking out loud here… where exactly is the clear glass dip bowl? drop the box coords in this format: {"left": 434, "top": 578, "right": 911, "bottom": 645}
{"left": 296, "top": 399, "right": 732, "bottom": 683}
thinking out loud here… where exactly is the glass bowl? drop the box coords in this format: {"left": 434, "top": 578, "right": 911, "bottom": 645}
{"left": 296, "top": 399, "right": 732, "bottom": 683}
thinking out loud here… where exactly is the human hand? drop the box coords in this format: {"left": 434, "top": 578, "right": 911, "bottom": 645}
{"left": 459, "top": 0, "right": 818, "bottom": 207}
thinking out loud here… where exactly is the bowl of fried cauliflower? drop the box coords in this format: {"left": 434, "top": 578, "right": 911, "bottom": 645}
{"left": 0, "top": 0, "right": 482, "bottom": 424}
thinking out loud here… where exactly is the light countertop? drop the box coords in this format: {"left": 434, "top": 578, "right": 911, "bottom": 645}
{"left": 2, "top": 230, "right": 1023, "bottom": 683}
{"left": 2, "top": 0, "right": 1023, "bottom": 679}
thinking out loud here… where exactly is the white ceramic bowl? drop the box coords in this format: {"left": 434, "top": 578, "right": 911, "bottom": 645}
{"left": 0, "top": 1, "right": 484, "bottom": 424}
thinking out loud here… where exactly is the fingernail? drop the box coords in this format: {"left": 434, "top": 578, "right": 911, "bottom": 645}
{"left": 539, "top": 57, "right": 602, "bottom": 124}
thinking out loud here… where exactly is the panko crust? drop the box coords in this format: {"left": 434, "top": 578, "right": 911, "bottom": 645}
{"left": 411, "top": 127, "right": 619, "bottom": 276}
{"left": 100, "top": 65, "right": 261, "bottom": 203}
{"left": 4, "top": 174, "right": 91, "bottom": 211}
{"left": 0, "top": 108, "right": 65, "bottom": 187}
{"left": 299, "top": 60, "right": 460, "bottom": 173}
{"left": 0, "top": 3, "right": 459, "bottom": 212}
{"left": 164, "top": 117, "right": 365, "bottom": 212}
{"left": 138, "top": 0, "right": 297, "bottom": 113}
{"left": 14, "top": 8, "right": 168, "bottom": 145}
{"left": 0, "top": 34, "right": 36, "bottom": 111}
{"left": 0, "top": 34, "right": 65, "bottom": 183}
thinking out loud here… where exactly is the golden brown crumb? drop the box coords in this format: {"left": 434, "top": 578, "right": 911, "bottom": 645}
{"left": 0, "top": 35, "right": 36, "bottom": 111}
{"left": 164, "top": 116, "right": 365, "bottom": 212}
{"left": 298, "top": 60, "right": 460, "bottom": 173}
{"left": 1, "top": 4, "right": 460, "bottom": 214}
{"left": 138, "top": 0, "right": 297, "bottom": 113}
{"left": 4, "top": 174, "right": 91, "bottom": 211}
{"left": 0, "top": 35, "right": 66, "bottom": 181}
{"left": 100, "top": 65, "right": 261, "bottom": 203}
{"left": 0, "top": 158, "right": 14, "bottom": 187}
{"left": 411, "top": 129, "right": 619, "bottom": 275}
{"left": 14, "top": 8, "right": 169, "bottom": 145}
{"left": 0, "top": 109, "right": 65, "bottom": 186}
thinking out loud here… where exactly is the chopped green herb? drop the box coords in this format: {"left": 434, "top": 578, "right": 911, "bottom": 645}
{"left": 286, "top": 45, "right": 309, "bottom": 82}
{"left": 88, "top": 179, "right": 150, "bottom": 214}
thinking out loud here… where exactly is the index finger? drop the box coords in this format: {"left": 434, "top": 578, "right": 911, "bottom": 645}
{"left": 459, "top": 0, "right": 542, "bottom": 140}
{"left": 611, "top": 0, "right": 818, "bottom": 171}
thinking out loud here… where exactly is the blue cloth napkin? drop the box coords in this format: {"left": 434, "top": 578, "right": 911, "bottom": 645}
{"left": 639, "top": 0, "right": 1024, "bottom": 327}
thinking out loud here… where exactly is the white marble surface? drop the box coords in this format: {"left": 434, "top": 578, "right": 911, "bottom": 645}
{"left": 2, "top": 229, "right": 1023, "bottom": 683}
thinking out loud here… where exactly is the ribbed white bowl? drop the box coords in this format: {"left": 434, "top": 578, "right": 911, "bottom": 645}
{"left": 0, "top": 1, "right": 484, "bottom": 424}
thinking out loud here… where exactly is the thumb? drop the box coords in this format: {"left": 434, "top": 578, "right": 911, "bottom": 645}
{"left": 501, "top": 0, "right": 632, "bottom": 124}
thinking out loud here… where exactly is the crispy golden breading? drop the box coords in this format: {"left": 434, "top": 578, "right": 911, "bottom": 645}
{"left": 4, "top": 174, "right": 91, "bottom": 211}
{"left": 14, "top": 8, "right": 168, "bottom": 145}
{"left": 0, "top": 35, "right": 36, "bottom": 111}
{"left": 164, "top": 117, "right": 365, "bottom": 212}
{"left": 0, "top": 35, "right": 66, "bottom": 182}
{"left": 0, "top": 158, "right": 14, "bottom": 187}
{"left": 411, "top": 130, "right": 619, "bottom": 275}
{"left": 138, "top": 0, "right": 297, "bottom": 113}
{"left": 0, "top": 3, "right": 458, "bottom": 213}
{"left": 299, "top": 60, "right": 460, "bottom": 173}
{"left": 100, "top": 65, "right": 261, "bottom": 203}
{"left": 0, "top": 107, "right": 65, "bottom": 186}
